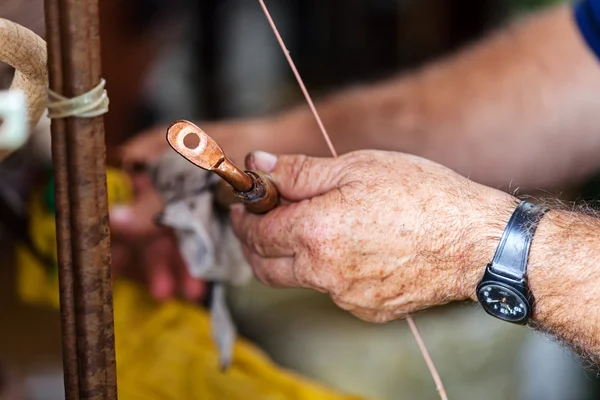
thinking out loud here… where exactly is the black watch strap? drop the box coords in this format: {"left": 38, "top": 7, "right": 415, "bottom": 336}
{"left": 489, "top": 200, "right": 547, "bottom": 280}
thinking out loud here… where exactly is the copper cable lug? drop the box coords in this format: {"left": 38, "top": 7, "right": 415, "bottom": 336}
{"left": 166, "top": 120, "right": 279, "bottom": 214}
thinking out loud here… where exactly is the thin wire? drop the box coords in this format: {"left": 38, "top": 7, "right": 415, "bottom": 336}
{"left": 406, "top": 316, "right": 449, "bottom": 400}
{"left": 256, "top": 1, "right": 448, "bottom": 399}
{"left": 256, "top": 0, "right": 337, "bottom": 158}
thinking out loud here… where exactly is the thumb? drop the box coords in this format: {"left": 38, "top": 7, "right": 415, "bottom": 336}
{"left": 245, "top": 151, "right": 345, "bottom": 201}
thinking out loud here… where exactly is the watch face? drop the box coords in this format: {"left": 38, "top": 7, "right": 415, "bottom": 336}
{"left": 478, "top": 284, "right": 528, "bottom": 322}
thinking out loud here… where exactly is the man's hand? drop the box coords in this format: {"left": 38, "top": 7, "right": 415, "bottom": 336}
{"left": 229, "top": 150, "right": 518, "bottom": 323}
{"left": 109, "top": 171, "right": 205, "bottom": 301}
{"left": 109, "top": 118, "right": 281, "bottom": 301}
{"left": 109, "top": 125, "right": 207, "bottom": 301}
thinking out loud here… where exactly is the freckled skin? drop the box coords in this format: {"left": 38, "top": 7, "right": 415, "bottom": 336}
{"left": 230, "top": 150, "right": 517, "bottom": 323}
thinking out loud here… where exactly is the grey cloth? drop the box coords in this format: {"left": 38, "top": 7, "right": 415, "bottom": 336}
{"left": 151, "top": 150, "right": 252, "bottom": 369}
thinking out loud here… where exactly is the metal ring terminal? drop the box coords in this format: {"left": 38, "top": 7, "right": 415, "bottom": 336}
{"left": 165, "top": 120, "right": 280, "bottom": 214}
{"left": 233, "top": 171, "right": 279, "bottom": 214}
{"left": 166, "top": 120, "right": 253, "bottom": 192}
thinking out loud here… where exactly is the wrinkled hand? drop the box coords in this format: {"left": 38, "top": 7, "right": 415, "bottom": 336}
{"left": 230, "top": 150, "right": 518, "bottom": 322}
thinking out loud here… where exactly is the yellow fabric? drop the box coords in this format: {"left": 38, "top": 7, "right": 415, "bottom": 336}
{"left": 16, "top": 167, "right": 133, "bottom": 309}
{"left": 114, "top": 280, "right": 364, "bottom": 400}
{"left": 15, "top": 167, "right": 367, "bottom": 400}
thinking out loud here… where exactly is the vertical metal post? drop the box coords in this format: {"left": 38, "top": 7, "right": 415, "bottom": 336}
{"left": 44, "top": 0, "right": 118, "bottom": 398}
{"left": 44, "top": 0, "right": 80, "bottom": 398}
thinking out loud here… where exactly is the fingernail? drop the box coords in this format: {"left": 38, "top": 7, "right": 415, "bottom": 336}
{"left": 229, "top": 203, "right": 245, "bottom": 221}
{"left": 229, "top": 203, "right": 244, "bottom": 214}
{"left": 249, "top": 151, "right": 278, "bottom": 172}
{"left": 110, "top": 205, "right": 133, "bottom": 223}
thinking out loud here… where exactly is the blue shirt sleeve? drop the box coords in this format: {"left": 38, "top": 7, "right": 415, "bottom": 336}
{"left": 574, "top": 0, "right": 600, "bottom": 60}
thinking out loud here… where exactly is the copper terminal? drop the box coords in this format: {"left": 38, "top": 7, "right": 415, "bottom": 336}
{"left": 166, "top": 120, "right": 253, "bottom": 192}
{"left": 166, "top": 120, "right": 279, "bottom": 214}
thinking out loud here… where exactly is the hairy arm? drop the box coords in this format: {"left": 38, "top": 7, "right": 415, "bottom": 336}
{"left": 527, "top": 207, "right": 600, "bottom": 364}
{"left": 245, "top": 4, "right": 600, "bottom": 190}
{"left": 461, "top": 201, "right": 600, "bottom": 365}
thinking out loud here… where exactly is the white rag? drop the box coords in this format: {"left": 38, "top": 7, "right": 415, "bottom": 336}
{"left": 150, "top": 149, "right": 253, "bottom": 369}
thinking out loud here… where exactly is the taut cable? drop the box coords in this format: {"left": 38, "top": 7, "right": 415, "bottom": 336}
{"left": 256, "top": 2, "right": 448, "bottom": 399}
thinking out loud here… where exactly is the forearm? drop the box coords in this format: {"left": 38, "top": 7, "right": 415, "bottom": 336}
{"left": 526, "top": 207, "right": 600, "bottom": 363}
{"left": 268, "top": 4, "right": 600, "bottom": 189}
{"left": 465, "top": 200, "right": 600, "bottom": 364}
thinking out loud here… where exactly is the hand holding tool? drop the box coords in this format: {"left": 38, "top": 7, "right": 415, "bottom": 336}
{"left": 166, "top": 120, "right": 279, "bottom": 214}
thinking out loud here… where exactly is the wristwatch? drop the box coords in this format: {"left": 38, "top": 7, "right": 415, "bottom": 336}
{"left": 476, "top": 200, "right": 547, "bottom": 325}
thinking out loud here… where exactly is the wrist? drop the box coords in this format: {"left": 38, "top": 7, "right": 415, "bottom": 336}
{"left": 456, "top": 191, "right": 520, "bottom": 302}
{"left": 525, "top": 209, "right": 561, "bottom": 323}
{"left": 525, "top": 208, "right": 598, "bottom": 323}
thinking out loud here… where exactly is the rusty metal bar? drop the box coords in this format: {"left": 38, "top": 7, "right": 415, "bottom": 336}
{"left": 44, "top": 0, "right": 80, "bottom": 398}
{"left": 61, "top": 0, "right": 116, "bottom": 394}
{"left": 89, "top": 0, "right": 118, "bottom": 393}
{"left": 45, "top": 0, "right": 118, "bottom": 398}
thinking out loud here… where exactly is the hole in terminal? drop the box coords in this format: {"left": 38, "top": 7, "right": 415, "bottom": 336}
{"left": 183, "top": 132, "right": 200, "bottom": 150}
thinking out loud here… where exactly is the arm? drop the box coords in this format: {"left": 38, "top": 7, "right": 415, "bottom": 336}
{"left": 245, "top": 3, "right": 600, "bottom": 190}
{"left": 518, "top": 207, "right": 600, "bottom": 363}
{"left": 123, "top": 2, "right": 600, "bottom": 190}
{"left": 459, "top": 198, "right": 600, "bottom": 364}
{"left": 229, "top": 150, "right": 600, "bottom": 365}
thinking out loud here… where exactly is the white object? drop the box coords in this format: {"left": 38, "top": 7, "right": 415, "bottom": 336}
{"left": 0, "top": 90, "right": 28, "bottom": 158}
{"left": 152, "top": 149, "right": 252, "bottom": 369}
{"left": 0, "top": 18, "right": 48, "bottom": 162}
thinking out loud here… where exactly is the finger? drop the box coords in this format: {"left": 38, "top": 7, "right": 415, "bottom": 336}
{"left": 143, "top": 236, "right": 176, "bottom": 301}
{"left": 240, "top": 244, "right": 299, "bottom": 288}
{"left": 229, "top": 204, "right": 300, "bottom": 258}
{"left": 169, "top": 233, "right": 206, "bottom": 301}
{"left": 245, "top": 151, "right": 348, "bottom": 201}
{"left": 109, "top": 185, "right": 165, "bottom": 239}
{"left": 179, "top": 264, "right": 206, "bottom": 301}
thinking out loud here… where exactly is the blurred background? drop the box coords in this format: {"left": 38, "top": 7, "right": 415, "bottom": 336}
{"left": 2, "top": 0, "right": 600, "bottom": 399}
